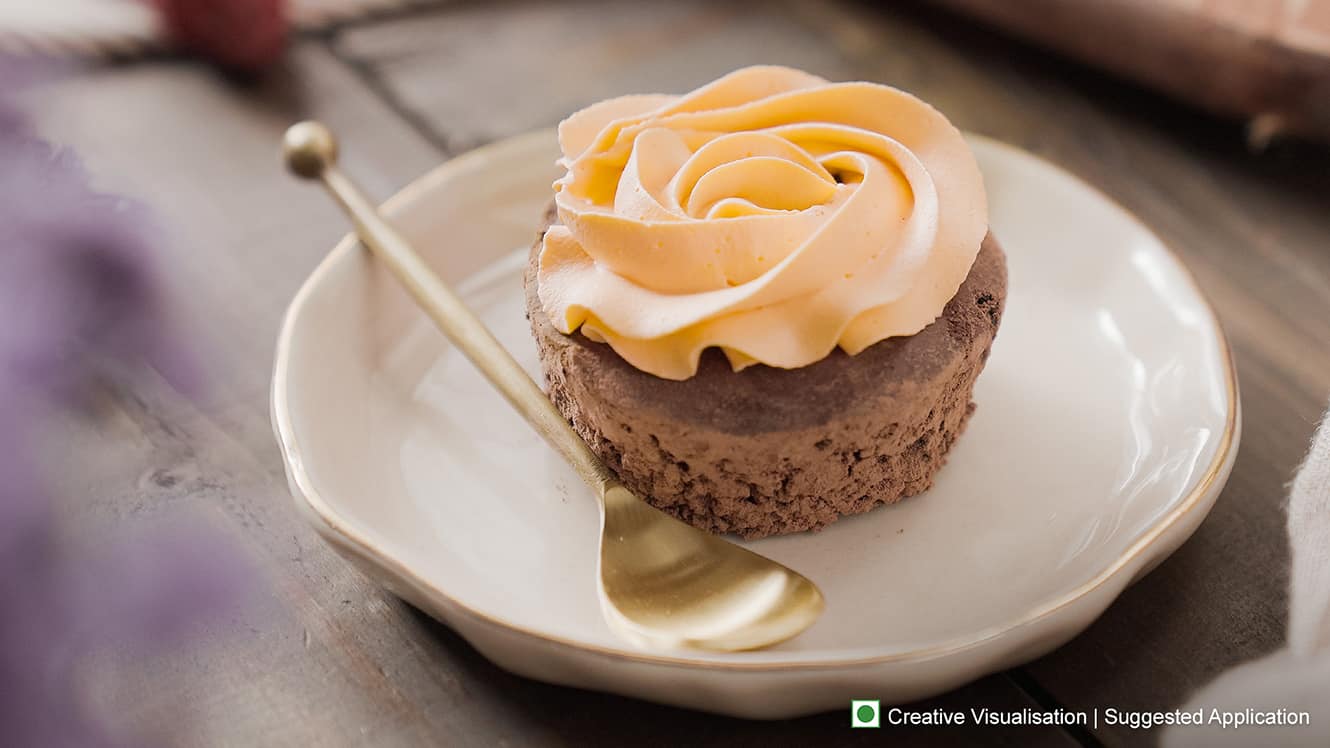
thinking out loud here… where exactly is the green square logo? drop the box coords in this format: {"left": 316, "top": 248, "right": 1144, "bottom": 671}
{"left": 851, "top": 699, "right": 880, "bottom": 728}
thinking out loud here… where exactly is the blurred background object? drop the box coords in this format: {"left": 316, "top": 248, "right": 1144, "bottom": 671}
{"left": 2, "top": 0, "right": 1328, "bottom": 144}
{"left": 153, "top": 0, "right": 290, "bottom": 72}
{"left": 925, "top": 0, "right": 1330, "bottom": 146}
{"left": 0, "top": 0, "right": 437, "bottom": 67}
{"left": 0, "top": 61, "right": 252, "bottom": 747}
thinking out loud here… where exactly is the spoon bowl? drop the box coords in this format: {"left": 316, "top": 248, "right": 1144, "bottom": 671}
{"left": 282, "top": 121, "right": 824, "bottom": 651}
{"left": 600, "top": 484, "right": 824, "bottom": 650}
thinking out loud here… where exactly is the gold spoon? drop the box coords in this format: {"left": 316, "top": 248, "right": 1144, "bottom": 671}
{"left": 282, "top": 121, "right": 824, "bottom": 651}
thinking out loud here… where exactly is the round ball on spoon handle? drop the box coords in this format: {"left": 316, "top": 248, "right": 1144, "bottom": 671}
{"left": 283, "top": 121, "right": 339, "bottom": 179}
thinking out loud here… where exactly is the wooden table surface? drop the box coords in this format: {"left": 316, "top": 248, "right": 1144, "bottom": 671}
{"left": 27, "top": 1, "right": 1330, "bottom": 745}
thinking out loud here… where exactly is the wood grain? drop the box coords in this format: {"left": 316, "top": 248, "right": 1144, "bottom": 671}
{"left": 20, "top": 0, "right": 1330, "bottom": 745}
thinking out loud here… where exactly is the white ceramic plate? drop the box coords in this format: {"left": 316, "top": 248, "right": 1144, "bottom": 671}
{"left": 272, "top": 131, "right": 1238, "bottom": 718}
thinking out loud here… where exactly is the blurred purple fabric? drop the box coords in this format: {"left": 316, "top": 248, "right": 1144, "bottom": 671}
{"left": 0, "top": 59, "right": 247, "bottom": 747}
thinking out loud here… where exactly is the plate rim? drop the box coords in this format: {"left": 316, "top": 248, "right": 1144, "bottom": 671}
{"left": 271, "top": 130, "right": 1240, "bottom": 671}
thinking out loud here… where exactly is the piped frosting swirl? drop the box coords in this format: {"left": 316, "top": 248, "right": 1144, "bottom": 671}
{"left": 538, "top": 66, "right": 987, "bottom": 380}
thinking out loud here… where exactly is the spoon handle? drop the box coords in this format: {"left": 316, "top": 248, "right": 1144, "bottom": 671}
{"left": 283, "top": 122, "right": 615, "bottom": 492}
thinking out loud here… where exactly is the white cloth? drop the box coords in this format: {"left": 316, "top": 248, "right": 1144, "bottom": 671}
{"left": 0, "top": 0, "right": 440, "bottom": 56}
{"left": 1165, "top": 408, "right": 1330, "bottom": 746}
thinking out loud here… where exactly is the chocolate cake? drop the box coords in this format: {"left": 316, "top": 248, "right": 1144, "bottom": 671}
{"left": 524, "top": 65, "right": 1006, "bottom": 538}
{"left": 525, "top": 208, "right": 1007, "bottom": 538}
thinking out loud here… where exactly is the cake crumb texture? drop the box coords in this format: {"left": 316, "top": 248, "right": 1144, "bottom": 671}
{"left": 525, "top": 207, "right": 1007, "bottom": 538}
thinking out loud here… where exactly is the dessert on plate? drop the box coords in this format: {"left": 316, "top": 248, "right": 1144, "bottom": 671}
{"left": 523, "top": 66, "right": 1006, "bottom": 538}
